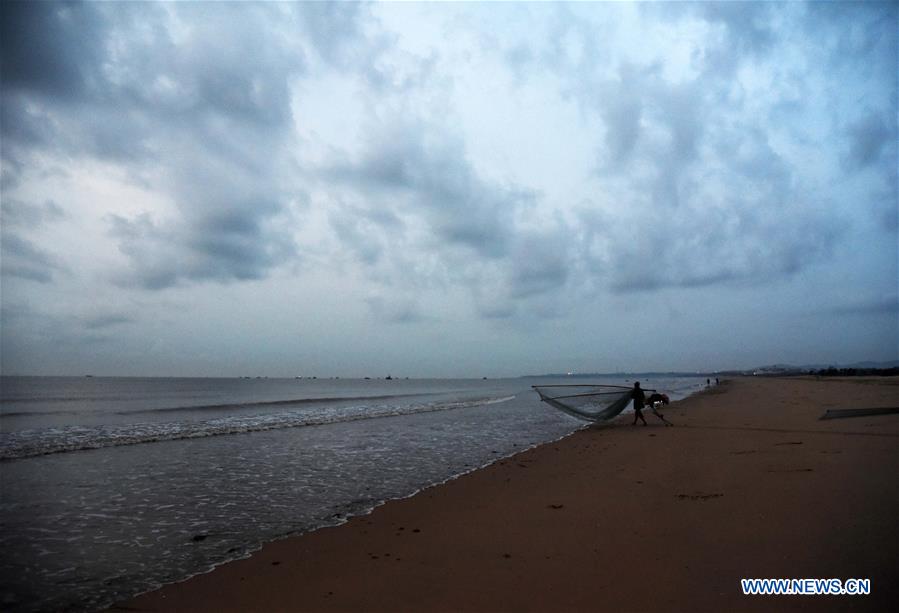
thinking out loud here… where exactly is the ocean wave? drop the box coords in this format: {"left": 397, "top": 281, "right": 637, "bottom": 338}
{"left": 0, "top": 395, "right": 516, "bottom": 460}
{"left": 0, "top": 392, "right": 440, "bottom": 417}
{"left": 121, "top": 392, "right": 439, "bottom": 415}
{"left": 1, "top": 410, "right": 78, "bottom": 418}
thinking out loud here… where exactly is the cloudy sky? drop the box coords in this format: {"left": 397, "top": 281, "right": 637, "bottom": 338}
{"left": 1, "top": 1, "right": 896, "bottom": 378}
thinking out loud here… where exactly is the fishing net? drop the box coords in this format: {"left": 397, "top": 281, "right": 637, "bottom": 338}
{"left": 532, "top": 384, "right": 634, "bottom": 422}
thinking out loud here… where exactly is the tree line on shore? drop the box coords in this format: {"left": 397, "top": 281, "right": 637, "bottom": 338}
{"left": 812, "top": 367, "right": 899, "bottom": 377}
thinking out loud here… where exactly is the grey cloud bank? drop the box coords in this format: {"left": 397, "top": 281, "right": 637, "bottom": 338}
{"left": 1, "top": 1, "right": 896, "bottom": 377}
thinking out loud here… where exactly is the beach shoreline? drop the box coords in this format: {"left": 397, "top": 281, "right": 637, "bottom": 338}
{"left": 115, "top": 377, "right": 898, "bottom": 612}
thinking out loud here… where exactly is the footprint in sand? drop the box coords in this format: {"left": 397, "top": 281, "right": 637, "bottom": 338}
{"left": 676, "top": 492, "right": 723, "bottom": 501}
{"left": 766, "top": 468, "right": 814, "bottom": 473}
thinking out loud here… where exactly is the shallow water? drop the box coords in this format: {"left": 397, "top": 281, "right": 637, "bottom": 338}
{"left": 0, "top": 375, "right": 705, "bottom": 611}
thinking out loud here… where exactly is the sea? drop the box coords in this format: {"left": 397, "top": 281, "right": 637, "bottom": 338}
{"left": 0, "top": 374, "right": 708, "bottom": 611}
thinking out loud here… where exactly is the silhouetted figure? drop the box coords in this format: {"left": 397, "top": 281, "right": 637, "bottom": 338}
{"left": 646, "top": 393, "right": 674, "bottom": 426}
{"left": 706, "top": 378, "right": 710, "bottom": 386}
{"left": 715, "top": 377, "right": 719, "bottom": 385}
{"left": 631, "top": 382, "right": 647, "bottom": 426}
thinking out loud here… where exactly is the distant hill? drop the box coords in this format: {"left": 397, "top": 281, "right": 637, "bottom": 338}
{"left": 838, "top": 360, "right": 899, "bottom": 369}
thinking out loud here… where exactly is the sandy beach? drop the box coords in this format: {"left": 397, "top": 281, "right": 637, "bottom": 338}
{"left": 116, "top": 377, "right": 898, "bottom": 612}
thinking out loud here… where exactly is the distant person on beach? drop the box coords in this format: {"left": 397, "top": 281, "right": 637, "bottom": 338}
{"left": 631, "top": 382, "right": 647, "bottom": 426}
{"left": 707, "top": 378, "right": 710, "bottom": 386}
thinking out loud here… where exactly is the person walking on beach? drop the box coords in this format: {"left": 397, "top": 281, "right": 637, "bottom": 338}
{"left": 631, "top": 381, "right": 647, "bottom": 426}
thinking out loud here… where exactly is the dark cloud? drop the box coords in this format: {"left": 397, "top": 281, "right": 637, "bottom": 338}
{"left": 504, "top": 43, "right": 535, "bottom": 79}
{"left": 296, "top": 1, "right": 367, "bottom": 66}
{"left": 146, "top": 2, "right": 298, "bottom": 128}
{"left": 1, "top": 2, "right": 328, "bottom": 289}
{"left": 107, "top": 214, "right": 177, "bottom": 290}
{"left": 0, "top": 0, "right": 431, "bottom": 292}
{"left": 844, "top": 111, "right": 892, "bottom": 171}
{"left": 294, "top": 1, "right": 429, "bottom": 93}
{"left": 476, "top": 302, "right": 517, "bottom": 320}
{"left": 588, "top": 61, "right": 712, "bottom": 216}
{"left": 0, "top": 199, "right": 68, "bottom": 283}
{"left": 642, "top": 0, "right": 776, "bottom": 78}
{"left": 0, "top": 233, "right": 66, "bottom": 283}
{"left": 325, "top": 29, "right": 852, "bottom": 314}
{"left": 328, "top": 206, "right": 395, "bottom": 266}
{"left": 696, "top": 1, "right": 775, "bottom": 56}
{"left": 805, "top": 1, "right": 898, "bottom": 68}
{"left": 611, "top": 205, "right": 845, "bottom": 292}
{"left": 596, "top": 121, "right": 844, "bottom": 294}
{"left": 0, "top": 2, "right": 111, "bottom": 181}
{"left": 873, "top": 186, "right": 898, "bottom": 233}
{"left": 0, "top": 302, "right": 127, "bottom": 374}
{"left": 526, "top": 8, "right": 855, "bottom": 297}
{"left": 108, "top": 205, "right": 294, "bottom": 290}
{"left": 332, "top": 120, "right": 531, "bottom": 261}
{"left": 1, "top": 199, "right": 65, "bottom": 226}
{"left": 0, "top": 1, "right": 107, "bottom": 98}
{"left": 84, "top": 314, "right": 135, "bottom": 330}
{"left": 508, "top": 230, "right": 571, "bottom": 299}
{"left": 0, "top": 302, "right": 52, "bottom": 373}
{"left": 830, "top": 295, "right": 899, "bottom": 316}
{"left": 0, "top": 92, "right": 57, "bottom": 168}
{"left": 598, "top": 65, "right": 644, "bottom": 167}
{"left": 365, "top": 295, "right": 427, "bottom": 325}
{"left": 325, "top": 116, "right": 582, "bottom": 319}
{"left": 605, "top": 189, "right": 845, "bottom": 294}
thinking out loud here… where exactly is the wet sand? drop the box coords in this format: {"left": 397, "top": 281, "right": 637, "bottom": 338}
{"left": 116, "top": 377, "right": 898, "bottom": 612}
